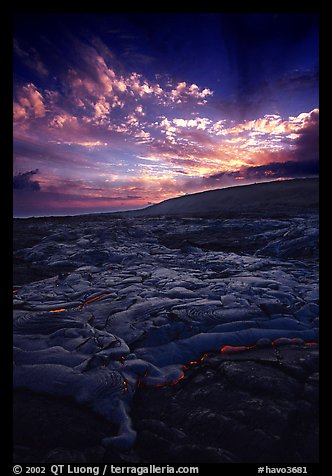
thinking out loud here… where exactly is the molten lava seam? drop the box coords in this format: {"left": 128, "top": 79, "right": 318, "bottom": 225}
{"left": 143, "top": 339, "right": 319, "bottom": 389}
{"left": 48, "top": 293, "right": 109, "bottom": 313}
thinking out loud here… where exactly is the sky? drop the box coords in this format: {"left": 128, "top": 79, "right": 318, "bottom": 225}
{"left": 13, "top": 13, "right": 319, "bottom": 217}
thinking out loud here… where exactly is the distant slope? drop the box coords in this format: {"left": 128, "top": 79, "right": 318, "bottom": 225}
{"left": 129, "top": 178, "right": 319, "bottom": 217}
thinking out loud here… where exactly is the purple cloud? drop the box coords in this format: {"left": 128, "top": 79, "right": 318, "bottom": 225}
{"left": 13, "top": 169, "right": 41, "bottom": 191}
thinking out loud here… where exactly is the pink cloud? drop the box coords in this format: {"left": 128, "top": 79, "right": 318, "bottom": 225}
{"left": 13, "top": 33, "right": 318, "bottom": 215}
{"left": 142, "top": 109, "right": 318, "bottom": 182}
{"left": 135, "top": 105, "right": 145, "bottom": 116}
{"left": 14, "top": 83, "right": 46, "bottom": 121}
{"left": 113, "top": 78, "right": 127, "bottom": 92}
{"left": 170, "top": 82, "right": 213, "bottom": 103}
{"left": 58, "top": 140, "right": 108, "bottom": 148}
{"left": 49, "top": 113, "right": 79, "bottom": 129}
{"left": 172, "top": 117, "right": 212, "bottom": 130}
{"left": 65, "top": 40, "right": 212, "bottom": 113}
{"left": 133, "top": 130, "right": 152, "bottom": 143}
{"left": 214, "top": 109, "right": 319, "bottom": 138}
{"left": 124, "top": 73, "right": 164, "bottom": 99}
{"left": 92, "top": 96, "right": 111, "bottom": 124}
{"left": 13, "top": 102, "right": 28, "bottom": 122}
{"left": 14, "top": 38, "right": 215, "bottom": 145}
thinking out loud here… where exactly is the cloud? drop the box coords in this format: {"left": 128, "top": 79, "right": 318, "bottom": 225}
{"left": 292, "top": 108, "right": 319, "bottom": 162}
{"left": 93, "top": 96, "right": 111, "bottom": 123}
{"left": 198, "top": 111, "right": 319, "bottom": 187}
{"left": 49, "top": 113, "right": 79, "bottom": 129}
{"left": 173, "top": 117, "right": 212, "bottom": 130}
{"left": 13, "top": 169, "right": 41, "bottom": 191}
{"left": 14, "top": 39, "right": 48, "bottom": 77}
{"left": 13, "top": 28, "right": 318, "bottom": 215}
{"left": 133, "top": 130, "right": 152, "bottom": 143}
{"left": 13, "top": 36, "right": 216, "bottom": 156}
{"left": 14, "top": 83, "right": 46, "bottom": 121}
{"left": 13, "top": 103, "right": 28, "bottom": 122}
{"left": 245, "top": 160, "right": 319, "bottom": 178}
{"left": 64, "top": 39, "right": 213, "bottom": 119}
{"left": 91, "top": 195, "right": 142, "bottom": 201}
{"left": 58, "top": 140, "right": 108, "bottom": 148}
{"left": 170, "top": 82, "right": 213, "bottom": 104}
{"left": 168, "top": 108, "right": 319, "bottom": 193}
{"left": 210, "top": 109, "right": 318, "bottom": 138}
{"left": 201, "top": 159, "right": 318, "bottom": 188}
{"left": 65, "top": 43, "right": 165, "bottom": 108}
{"left": 135, "top": 105, "right": 145, "bottom": 116}
{"left": 13, "top": 136, "right": 94, "bottom": 170}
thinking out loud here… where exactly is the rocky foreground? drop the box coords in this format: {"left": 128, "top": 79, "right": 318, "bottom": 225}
{"left": 14, "top": 344, "right": 318, "bottom": 464}
{"left": 13, "top": 211, "right": 319, "bottom": 463}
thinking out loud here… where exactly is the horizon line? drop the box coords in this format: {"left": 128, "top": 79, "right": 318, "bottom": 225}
{"left": 13, "top": 176, "right": 318, "bottom": 219}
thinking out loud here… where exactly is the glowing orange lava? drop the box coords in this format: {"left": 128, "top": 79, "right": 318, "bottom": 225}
{"left": 48, "top": 293, "right": 109, "bottom": 313}
{"left": 149, "top": 373, "right": 185, "bottom": 388}
{"left": 271, "top": 337, "right": 310, "bottom": 346}
{"left": 183, "top": 353, "right": 209, "bottom": 371}
{"left": 145, "top": 339, "right": 319, "bottom": 389}
{"left": 83, "top": 293, "right": 109, "bottom": 305}
{"left": 78, "top": 293, "right": 109, "bottom": 309}
{"left": 220, "top": 345, "right": 255, "bottom": 353}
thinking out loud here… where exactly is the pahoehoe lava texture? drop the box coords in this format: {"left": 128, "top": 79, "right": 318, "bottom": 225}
{"left": 132, "top": 345, "right": 319, "bottom": 463}
{"left": 14, "top": 345, "right": 318, "bottom": 464}
{"left": 13, "top": 185, "right": 319, "bottom": 463}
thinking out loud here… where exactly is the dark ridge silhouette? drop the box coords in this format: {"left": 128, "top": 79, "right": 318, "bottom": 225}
{"left": 126, "top": 178, "right": 318, "bottom": 217}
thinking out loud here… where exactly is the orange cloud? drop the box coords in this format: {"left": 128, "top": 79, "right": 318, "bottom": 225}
{"left": 216, "top": 109, "right": 319, "bottom": 138}
{"left": 142, "top": 109, "right": 319, "bottom": 183}
{"left": 13, "top": 32, "right": 318, "bottom": 214}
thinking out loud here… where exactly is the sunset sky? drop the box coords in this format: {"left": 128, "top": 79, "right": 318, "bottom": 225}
{"left": 13, "top": 13, "right": 319, "bottom": 217}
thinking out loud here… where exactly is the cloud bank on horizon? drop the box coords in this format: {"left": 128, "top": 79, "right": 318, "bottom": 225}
{"left": 13, "top": 13, "right": 319, "bottom": 216}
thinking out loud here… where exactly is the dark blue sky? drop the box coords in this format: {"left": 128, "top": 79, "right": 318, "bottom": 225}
{"left": 13, "top": 13, "right": 319, "bottom": 216}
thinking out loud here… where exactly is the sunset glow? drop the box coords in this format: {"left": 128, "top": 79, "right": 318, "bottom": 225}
{"left": 13, "top": 13, "right": 319, "bottom": 217}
